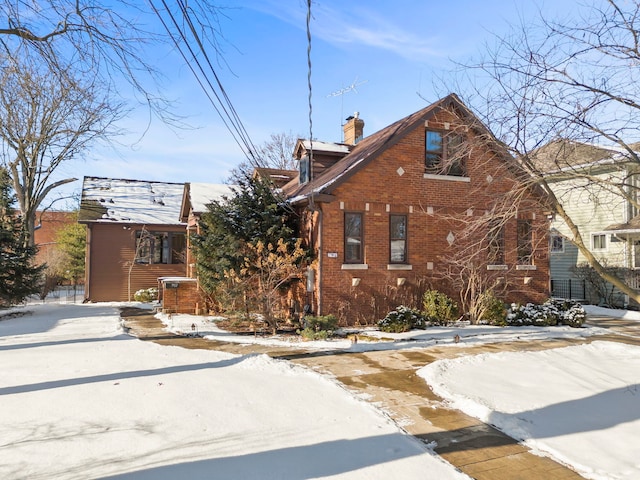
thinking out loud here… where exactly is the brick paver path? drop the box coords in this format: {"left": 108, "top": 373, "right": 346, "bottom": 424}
{"left": 121, "top": 308, "right": 639, "bottom": 479}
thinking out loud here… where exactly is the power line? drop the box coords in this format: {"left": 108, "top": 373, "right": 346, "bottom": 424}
{"left": 148, "top": 1, "right": 261, "bottom": 166}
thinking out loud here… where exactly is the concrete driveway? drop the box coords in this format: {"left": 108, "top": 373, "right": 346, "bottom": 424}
{"left": 122, "top": 308, "right": 637, "bottom": 479}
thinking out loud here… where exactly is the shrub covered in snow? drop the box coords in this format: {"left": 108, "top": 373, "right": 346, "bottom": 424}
{"left": 134, "top": 287, "right": 158, "bottom": 303}
{"left": 422, "top": 290, "right": 458, "bottom": 325}
{"left": 378, "top": 305, "right": 427, "bottom": 333}
{"left": 506, "top": 300, "right": 585, "bottom": 328}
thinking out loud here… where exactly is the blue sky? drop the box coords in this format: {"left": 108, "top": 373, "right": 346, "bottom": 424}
{"left": 57, "top": 0, "right": 579, "bottom": 205}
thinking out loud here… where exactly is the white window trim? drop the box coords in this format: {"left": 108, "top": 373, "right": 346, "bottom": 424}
{"left": 341, "top": 264, "right": 369, "bottom": 270}
{"left": 516, "top": 264, "right": 537, "bottom": 271}
{"left": 550, "top": 235, "right": 565, "bottom": 254}
{"left": 591, "top": 232, "right": 608, "bottom": 251}
{"left": 387, "top": 264, "right": 412, "bottom": 270}
{"left": 487, "top": 265, "right": 508, "bottom": 271}
{"left": 423, "top": 173, "right": 471, "bottom": 183}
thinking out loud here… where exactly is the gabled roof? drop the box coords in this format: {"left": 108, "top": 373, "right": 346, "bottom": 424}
{"left": 604, "top": 215, "right": 640, "bottom": 235}
{"left": 284, "top": 93, "right": 498, "bottom": 203}
{"left": 253, "top": 168, "right": 298, "bottom": 188}
{"left": 293, "top": 139, "right": 351, "bottom": 158}
{"left": 78, "top": 176, "right": 186, "bottom": 225}
{"left": 529, "top": 140, "right": 626, "bottom": 174}
{"left": 180, "top": 182, "right": 235, "bottom": 220}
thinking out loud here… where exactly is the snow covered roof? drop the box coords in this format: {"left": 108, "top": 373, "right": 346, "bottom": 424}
{"left": 187, "top": 183, "right": 235, "bottom": 214}
{"left": 531, "top": 139, "right": 640, "bottom": 175}
{"left": 78, "top": 177, "right": 186, "bottom": 225}
{"left": 300, "top": 139, "right": 351, "bottom": 154}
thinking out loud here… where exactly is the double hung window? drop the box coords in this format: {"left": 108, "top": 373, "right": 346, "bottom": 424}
{"left": 425, "top": 130, "right": 466, "bottom": 177}
{"left": 344, "top": 213, "right": 363, "bottom": 263}
{"left": 517, "top": 220, "right": 533, "bottom": 265}
{"left": 592, "top": 233, "right": 607, "bottom": 251}
{"left": 389, "top": 215, "right": 407, "bottom": 263}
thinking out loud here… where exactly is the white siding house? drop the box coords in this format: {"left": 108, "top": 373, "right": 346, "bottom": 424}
{"left": 537, "top": 140, "right": 640, "bottom": 305}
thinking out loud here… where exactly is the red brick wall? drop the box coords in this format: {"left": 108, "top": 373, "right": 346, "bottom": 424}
{"left": 33, "top": 211, "right": 77, "bottom": 268}
{"left": 303, "top": 110, "right": 549, "bottom": 324}
{"left": 160, "top": 280, "right": 201, "bottom": 314}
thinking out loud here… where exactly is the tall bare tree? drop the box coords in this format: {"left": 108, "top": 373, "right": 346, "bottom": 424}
{"left": 230, "top": 131, "right": 300, "bottom": 181}
{"left": 458, "top": 0, "right": 640, "bottom": 303}
{"left": 0, "top": 1, "right": 226, "bottom": 122}
{"left": 0, "top": 54, "right": 124, "bottom": 244}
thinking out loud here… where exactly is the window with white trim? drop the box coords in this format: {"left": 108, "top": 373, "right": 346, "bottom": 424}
{"left": 299, "top": 155, "right": 310, "bottom": 184}
{"left": 592, "top": 233, "right": 607, "bottom": 251}
{"left": 550, "top": 234, "right": 564, "bottom": 253}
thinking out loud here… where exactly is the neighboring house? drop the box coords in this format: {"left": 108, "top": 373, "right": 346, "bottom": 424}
{"left": 283, "top": 94, "right": 550, "bottom": 324}
{"left": 32, "top": 210, "right": 77, "bottom": 269}
{"left": 535, "top": 140, "right": 640, "bottom": 305}
{"left": 78, "top": 177, "right": 187, "bottom": 302}
{"left": 253, "top": 168, "right": 298, "bottom": 189}
{"left": 179, "top": 182, "right": 235, "bottom": 277}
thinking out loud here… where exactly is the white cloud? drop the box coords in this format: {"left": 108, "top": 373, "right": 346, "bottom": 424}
{"left": 248, "top": 1, "right": 443, "bottom": 62}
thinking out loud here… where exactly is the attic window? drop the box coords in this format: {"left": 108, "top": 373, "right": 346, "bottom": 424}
{"left": 299, "top": 155, "right": 311, "bottom": 185}
{"left": 425, "top": 130, "right": 467, "bottom": 177}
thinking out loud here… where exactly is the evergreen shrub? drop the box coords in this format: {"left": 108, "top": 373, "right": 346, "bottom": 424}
{"left": 506, "top": 300, "right": 585, "bottom": 327}
{"left": 422, "top": 290, "right": 458, "bottom": 325}
{"left": 479, "top": 290, "right": 507, "bottom": 325}
{"left": 378, "top": 305, "right": 427, "bottom": 333}
{"left": 297, "top": 314, "right": 338, "bottom": 340}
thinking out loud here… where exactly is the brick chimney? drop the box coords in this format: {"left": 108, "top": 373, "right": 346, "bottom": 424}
{"left": 343, "top": 112, "right": 365, "bottom": 145}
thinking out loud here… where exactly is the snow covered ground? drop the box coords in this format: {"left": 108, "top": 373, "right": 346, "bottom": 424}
{"left": 1, "top": 303, "right": 639, "bottom": 479}
{"left": 0, "top": 303, "right": 466, "bottom": 480}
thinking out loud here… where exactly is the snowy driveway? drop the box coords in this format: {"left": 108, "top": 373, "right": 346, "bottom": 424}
{"left": 0, "top": 304, "right": 467, "bottom": 480}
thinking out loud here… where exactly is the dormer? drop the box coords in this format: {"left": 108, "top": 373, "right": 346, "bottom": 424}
{"left": 294, "top": 139, "right": 351, "bottom": 185}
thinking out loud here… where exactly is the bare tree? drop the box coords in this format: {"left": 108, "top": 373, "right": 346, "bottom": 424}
{"left": 0, "top": 54, "right": 124, "bottom": 244}
{"left": 0, "top": 1, "right": 226, "bottom": 122}
{"left": 230, "top": 131, "right": 300, "bottom": 181}
{"left": 458, "top": 0, "right": 640, "bottom": 303}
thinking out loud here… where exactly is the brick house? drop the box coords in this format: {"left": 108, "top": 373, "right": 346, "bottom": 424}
{"left": 78, "top": 177, "right": 188, "bottom": 303}
{"left": 32, "top": 210, "right": 78, "bottom": 271}
{"left": 284, "top": 94, "right": 550, "bottom": 324}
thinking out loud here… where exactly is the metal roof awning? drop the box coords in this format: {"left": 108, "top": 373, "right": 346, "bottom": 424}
{"left": 604, "top": 215, "right": 640, "bottom": 236}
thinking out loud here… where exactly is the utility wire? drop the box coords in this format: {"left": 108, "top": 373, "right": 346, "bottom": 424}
{"left": 148, "top": 1, "right": 261, "bottom": 166}
{"left": 306, "top": 0, "right": 315, "bottom": 206}
{"left": 175, "top": 0, "right": 260, "bottom": 162}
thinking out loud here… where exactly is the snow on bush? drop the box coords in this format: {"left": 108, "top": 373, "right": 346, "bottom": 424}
{"left": 133, "top": 287, "right": 158, "bottom": 303}
{"left": 507, "top": 299, "right": 585, "bottom": 328}
{"left": 378, "top": 305, "right": 427, "bottom": 333}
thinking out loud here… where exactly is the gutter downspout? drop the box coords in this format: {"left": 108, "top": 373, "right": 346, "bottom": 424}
{"left": 84, "top": 224, "right": 92, "bottom": 302}
{"left": 316, "top": 206, "right": 323, "bottom": 315}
